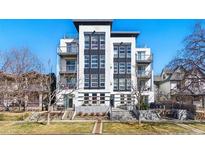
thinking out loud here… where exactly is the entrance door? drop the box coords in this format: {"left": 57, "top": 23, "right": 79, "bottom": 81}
{"left": 68, "top": 98, "right": 73, "bottom": 108}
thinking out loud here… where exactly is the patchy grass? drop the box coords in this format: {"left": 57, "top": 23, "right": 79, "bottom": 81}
{"left": 0, "top": 122, "right": 94, "bottom": 135}
{"left": 0, "top": 112, "right": 30, "bottom": 121}
{"left": 187, "top": 123, "right": 205, "bottom": 132}
{"left": 103, "top": 122, "right": 195, "bottom": 135}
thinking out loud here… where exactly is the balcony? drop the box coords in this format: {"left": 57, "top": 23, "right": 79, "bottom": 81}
{"left": 58, "top": 45, "right": 78, "bottom": 56}
{"left": 137, "top": 70, "right": 151, "bottom": 79}
{"left": 136, "top": 55, "right": 152, "bottom": 63}
{"left": 60, "top": 65, "right": 77, "bottom": 74}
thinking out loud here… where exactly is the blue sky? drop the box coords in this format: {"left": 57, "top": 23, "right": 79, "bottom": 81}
{"left": 0, "top": 19, "right": 200, "bottom": 74}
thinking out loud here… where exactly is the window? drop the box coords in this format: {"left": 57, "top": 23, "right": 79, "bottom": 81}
{"left": 100, "top": 93, "right": 105, "bottom": 104}
{"left": 139, "top": 80, "right": 146, "bottom": 88}
{"left": 119, "top": 62, "right": 125, "bottom": 74}
{"left": 119, "top": 46, "right": 125, "bottom": 58}
{"left": 127, "top": 45, "right": 131, "bottom": 58}
{"left": 84, "top": 55, "right": 90, "bottom": 69}
{"left": 120, "top": 94, "right": 125, "bottom": 104}
{"left": 138, "top": 65, "right": 146, "bottom": 75}
{"left": 91, "top": 74, "right": 98, "bottom": 87}
{"left": 100, "top": 74, "right": 105, "bottom": 87}
{"left": 100, "top": 55, "right": 105, "bottom": 68}
{"left": 114, "top": 45, "right": 118, "bottom": 58}
{"left": 91, "top": 35, "right": 98, "bottom": 49}
{"left": 126, "top": 78, "right": 131, "bottom": 90}
{"left": 66, "top": 77, "right": 77, "bottom": 89}
{"left": 84, "top": 35, "right": 90, "bottom": 50}
{"left": 127, "top": 62, "right": 131, "bottom": 74}
{"left": 100, "top": 35, "right": 105, "bottom": 49}
{"left": 114, "top": 79, "right": 118, "bottom": 90}
{"left": 84, "top": 74, "right": 89, "bottom": 88}
{"left": 119, "top": 78, "right": 125, "bottom": 90}
{"left": 84, "top": 93, "right": 89, "bottom": 104}
{"left": 66, "top": 60, "right": 76, "bottom": 72}
{"left": 138, "top": 51, "right": 146, "bottom": 60}
{"left": 127, "top": 94, "right": 132, "bottom": 103}
{"left": 91, "top": 55, "right": 98, "bottom": 68}
{"left": 92, "top": 93, "right": 97, "bottom": 104}
{"left": 114, "top": 62, "right": 118, "bottom": 74}
{"left": 67, "top": 43, "right": 78, "bottom": 53}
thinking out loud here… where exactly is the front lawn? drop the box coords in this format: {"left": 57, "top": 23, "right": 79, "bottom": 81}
{"left": 0, "top": 112, "right": 30, "bottom": 121}
{"left": 0, "top": 122, "right": 94, "bottom": 134}
{"left": 103, "top": 122, "right": 195, "bottom": 135}
{"left": 187, "top": 123, "right": 205, "bottom": 132}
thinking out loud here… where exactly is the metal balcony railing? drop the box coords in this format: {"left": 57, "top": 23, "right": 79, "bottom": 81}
{"left": 60, "top": 65, "right": 77, "bottom": 74}
{"left": 137, "top": 70, "right": 151, "bottom": 78}
{"left": 136, "top": 55, "right": 152, "bottom": 63}
{"left": 58, "top": 45, "right": 78, "bottom": 55}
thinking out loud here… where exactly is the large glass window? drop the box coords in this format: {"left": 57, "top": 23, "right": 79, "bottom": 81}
{"left": 119, "top": 46, "right": 125, "bottom": 58}
{"left": 119, "top": 62, "right": 125, "bottom": 74}
{"left": 66, "top": 77, "right": 77, "bottom": 89}
{"left": 114, "top": 45, "right": 118, "bottom": 58}
{"left": 100, "top": 55, "right": 105, "bottom": 68}
{"left": 84, "top": 55, "right": 90, "bottom": 69}
{"left": 91, "top": 55, "right": 98, "bottom": 68}
{"left": 66, "top": 60, "right": 76, "bottom": 72}
{"left": 127, "top": 62, "right": 131, "bottom": 74}
{"left": 138, "top": 51, "right": 146, "bottom": 60}
{"left": 127, "top": 78, "right": 131, "bottom": 90}
{"left": 84, "top": 74, "right": 89, "bottom": 88}
{"left": 114, "top": 79, "right": 118, "bottom": 90}
{"left": 100, "top": 35, "right": 105, "bottom": 49}
{"left": 91, "top": 74, "right": 98, "bottom": 87}
{"left": 114, "top": 62, "right": 118, "bottom": 74}
{"left": 84, "top": 35, "right": 90, "bottom": 50}
{"left": 100, "top": 74, "right": 105, "bottom": 87}
{"left": 119, "top": 78, "right": 125, "bottom": 90}
{"left": 127, "top": 45, "right": 131, "bottom": 58}
{"left": 91, "top": 35, "right": 98, "bottom": 49}
{"left": 138, "top": 65, "right": 146, "bottom": 75}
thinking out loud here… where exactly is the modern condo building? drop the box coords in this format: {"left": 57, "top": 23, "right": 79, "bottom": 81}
{"left": 57, "top": 20, "right": 154, "bottom": 109}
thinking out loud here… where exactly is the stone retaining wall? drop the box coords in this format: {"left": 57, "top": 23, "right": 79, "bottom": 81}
{"left": 75, "top": 106, "right": 109, "bottom": 114}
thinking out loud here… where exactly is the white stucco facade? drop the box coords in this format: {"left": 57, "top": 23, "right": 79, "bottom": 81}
{"left": 56, "top": 20, "right": 154, "bottom": 108}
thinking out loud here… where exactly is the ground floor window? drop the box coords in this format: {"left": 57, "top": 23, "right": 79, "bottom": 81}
{"left": 92, "top": 93, "right": 97, "bottom": 104}
{"left": 84, "top": 93, "right": 89, "bottom": 104}
{"left": 120, "top": 94, "right": 125, "bottom": 104}
{"left": 127, "top": 94, "right": 132, "bottom": 104}
{"left": 100, "top": 93, "right": 105, "bottom": 104}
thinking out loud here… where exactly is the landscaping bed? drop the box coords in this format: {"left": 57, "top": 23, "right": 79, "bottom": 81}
{"left": 74, "top": 112, "right": 109, "bottom": 120}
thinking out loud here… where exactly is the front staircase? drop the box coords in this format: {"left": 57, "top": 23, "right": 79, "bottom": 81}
{"left": 110, "top": 108, "right": 137, "bottom": 121}
{"left": 62, "top": 109, "right": 75, "bottom": 120}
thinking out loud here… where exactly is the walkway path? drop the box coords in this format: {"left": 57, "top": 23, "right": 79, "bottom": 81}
{"left": 176, "top": 123, "right": 205, "bottom": 134}
{"left": 92, "top": 119, "right": 102, "bottom": 134}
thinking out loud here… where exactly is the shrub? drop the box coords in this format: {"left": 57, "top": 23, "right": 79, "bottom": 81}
{"left": 140, "top": 103, "right": 149, "bottom": 110}
{"left": 90, "top": 112, "right": 95, "bottom": 116}
{"left": 84, "top": 113, "right": 88, "bottom": 116}
{"left": 78, "top": 112, "right": 83, "bottom": 116}
{"left": 96, "top": 113, "right": 100, "bottom": 116}
{"left": 101, "top": 112, "right": 106, "bottom": 116}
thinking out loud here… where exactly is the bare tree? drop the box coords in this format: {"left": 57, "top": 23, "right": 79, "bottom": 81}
{"left": 131, "top": 79, "right": 150, "bottom": 124}
{"left": 0, "top": 48, "right": 44, "bottom": 111}
{"left": 45, "top": 61, "right": 78, "bottom": 125}
{"left": 167, "top": 23, "right": 205, "bottom": 107}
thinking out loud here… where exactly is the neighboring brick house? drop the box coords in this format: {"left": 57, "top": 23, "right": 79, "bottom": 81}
{"left": 154, "top": 67, "right": 205, "bottom": 108}
{"left": 0, "top": 71, "right": 55, "bottom": 111}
